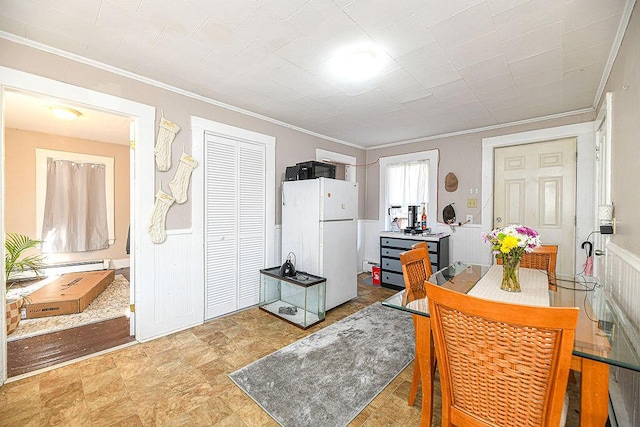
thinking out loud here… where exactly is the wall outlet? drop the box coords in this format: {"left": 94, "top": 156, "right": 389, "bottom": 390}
{"left": 467, "top": 198, "right": 478, "bottom": 208}
{"left": 466, "top": 215, "right": 473, "bottom": 223}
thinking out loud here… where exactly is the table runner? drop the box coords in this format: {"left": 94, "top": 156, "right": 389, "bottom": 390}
{"left": 404, "top": 264, "right": 550, "bottom": 314}
{"left": 467, "top": 264, "right": 550, "bottom": 307}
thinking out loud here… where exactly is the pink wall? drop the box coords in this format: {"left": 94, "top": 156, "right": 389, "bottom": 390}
{"left": 5, "top": 128, "right": 130, "bottom": 264}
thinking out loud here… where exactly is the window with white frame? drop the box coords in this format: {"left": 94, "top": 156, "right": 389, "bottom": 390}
{"left": 379, "top": 150, "right": 438, "bottom": 232}
{"left": 35, "top": 149, "right": 115, "bottom": 251}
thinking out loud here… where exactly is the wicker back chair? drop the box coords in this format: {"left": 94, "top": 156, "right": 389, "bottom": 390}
{"left": 411, "top": 241, "right": 428, "bottom": 251}
{"left": 399, "top": 246, "right": 436, "bottom": 423}
{"left": 425, "top": 282, "right": 578, "bottom": 427}
{"left": 400, "top": 246, "right": 433, "bottom": 302}
{"left": 497, "top": 244, "right": 558, "bottom": 273}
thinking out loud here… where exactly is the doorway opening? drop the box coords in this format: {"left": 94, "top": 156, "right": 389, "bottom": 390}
{"left": 3, "top": 89, "right": 134, "bottom": 377}
{"left": 481, "top": 122, "right": 596, "bottom": 278}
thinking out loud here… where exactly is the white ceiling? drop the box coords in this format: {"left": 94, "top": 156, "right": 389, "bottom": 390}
{"left": 4, "top": 90, "right": 131, "bottom": 145}
{"left": 0, "top": 0, "right": 631, "bottom": 147}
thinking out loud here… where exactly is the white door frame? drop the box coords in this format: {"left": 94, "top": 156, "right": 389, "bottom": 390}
{"left": 0, "top": 66, "right": 155, "bottom": 384}
{"left": 593, "top": 93, "right": 613, "bottom": 277}
{"left": 315, "top": 149, "right": 356, "bottom": 183}
{"left": 481, "top": 122, "right": 596, "bottom": 274}
{"left": 193, "top": 116, "right": 277, "bottom": 282}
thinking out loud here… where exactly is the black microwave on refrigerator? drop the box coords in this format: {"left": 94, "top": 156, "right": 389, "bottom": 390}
{"left": 286, "top": 161, "right": 336, "bottom": 181}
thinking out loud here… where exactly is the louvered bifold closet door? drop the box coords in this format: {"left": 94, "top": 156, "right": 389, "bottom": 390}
{"left": 205, "top": 134, "right": 239, "bottom": 319}
{"left": 204, "top": 133, "right": 267, "bottom": 319}
{"left": 238, "top": 143, "right": 266, "bottom": 309}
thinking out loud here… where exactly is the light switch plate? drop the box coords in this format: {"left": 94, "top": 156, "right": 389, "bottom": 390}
{"left": 467, "top": 198, "right": 478, "bottom": 208}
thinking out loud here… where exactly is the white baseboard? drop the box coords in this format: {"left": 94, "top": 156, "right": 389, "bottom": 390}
{"left": 111, "top": 258, "right": 130, "bottom": 269}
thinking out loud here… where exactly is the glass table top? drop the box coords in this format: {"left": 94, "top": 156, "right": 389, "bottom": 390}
{"left": 382, "top": 261, "right": 640, "bottom": 372}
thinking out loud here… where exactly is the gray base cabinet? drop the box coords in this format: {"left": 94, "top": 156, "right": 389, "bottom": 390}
{"left": 379, "top": 233, "right": 450, "bottom": 291}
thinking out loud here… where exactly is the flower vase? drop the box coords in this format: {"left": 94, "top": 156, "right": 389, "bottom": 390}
{"left": 501, "top": 258, "right": 521, "bottom": 292}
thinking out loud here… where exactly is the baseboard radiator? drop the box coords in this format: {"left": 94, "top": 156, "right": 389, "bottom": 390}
{"left": 10, "top": 259, "right": 109, "bottom": 281}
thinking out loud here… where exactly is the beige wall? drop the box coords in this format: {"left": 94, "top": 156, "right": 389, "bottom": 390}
{"left": 4, "top": 128, "right": 130, "bottom": 264}
{"left": 602, "top": 3, "right": 640, "bottom": 256}
{"left": 364, "top": 113, "right": 595, "bottom": 223}
{"left": 0, "top": 38, "right": 367, "bottom": 227}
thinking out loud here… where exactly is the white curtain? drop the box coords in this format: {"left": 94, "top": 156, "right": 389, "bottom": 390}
{"left": 386, "top": 160, "right": 429, "bottom": 210}
{"left": 41, "top": 158, "right": 109, "bottom": 253}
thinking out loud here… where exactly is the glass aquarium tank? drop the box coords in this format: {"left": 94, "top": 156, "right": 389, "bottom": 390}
{"left": 259, "top": 267, "right": 326, "bottom": 329}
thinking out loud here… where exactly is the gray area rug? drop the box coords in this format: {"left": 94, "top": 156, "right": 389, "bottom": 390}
{"left": 229, "top": 302, "right": 414, "bottom": 427}
{"left": 8, "top": 274, "right": 129, "bottom": 342}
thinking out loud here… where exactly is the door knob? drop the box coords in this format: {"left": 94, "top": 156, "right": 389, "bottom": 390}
{"left": 594, "top": 249, "right": 605, "bottom": 256}
{"left": 496, "top": 217, "right": 503, "bottom": 223}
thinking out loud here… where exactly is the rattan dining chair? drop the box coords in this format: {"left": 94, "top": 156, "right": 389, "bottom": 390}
{"left": 399, "top": 245, "right": 436, "bottom": 424}
{"left": 401, "top": 244, "right": 432, "bottom": 301}
{"left": 425, "top": 282, "right": 578, "bottom": 427}
{"left": 497, "top": 244, "right": 558, "bottom": 290}
{"left": 497, "top": 244, "right": 558, "bottom": 273}
{"left": 411, "top": 240, "right": 428, "bottom": 251}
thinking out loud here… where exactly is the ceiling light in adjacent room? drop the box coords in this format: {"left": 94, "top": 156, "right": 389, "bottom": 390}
{"left": 330, "top": 44, "right": 387, "bottom": 82}
{"left": 49, "top": 106, "right": 81, "bottom": 121}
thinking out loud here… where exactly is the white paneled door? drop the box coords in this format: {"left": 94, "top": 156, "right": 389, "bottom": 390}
{"left": 494, "top": 138, "right": 576, "bottom": 277}
{"left": 205, "top": 133, "right": 266, "bottom": 319}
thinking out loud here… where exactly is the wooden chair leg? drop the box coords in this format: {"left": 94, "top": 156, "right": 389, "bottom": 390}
{"left": 408, "top": 356, "right": 420, "bottom": 406}
{"left": 414, "top": 315, "right": 434, "bottom": 427}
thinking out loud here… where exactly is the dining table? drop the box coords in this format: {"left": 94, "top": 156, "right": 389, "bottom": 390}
{"left": 382, "top": 261, "right": 640, "bottom": 427}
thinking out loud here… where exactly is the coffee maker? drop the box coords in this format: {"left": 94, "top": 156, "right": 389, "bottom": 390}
{"left": 404, "top": 205, "right": 419, "bottom": 234}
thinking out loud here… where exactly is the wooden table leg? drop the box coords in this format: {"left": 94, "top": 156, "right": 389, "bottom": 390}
{"left": 414, "top": 315, "right": 435, "bottom": 427}
{"left": 573, "top": 356, "right": 609, "bottom": 427}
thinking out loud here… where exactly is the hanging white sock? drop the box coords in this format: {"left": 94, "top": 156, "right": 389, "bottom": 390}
{"left": 169, "top": 153, "right": 198, "bottom": 204}
{"left": 147, "top": 190, "right": 175, "bottom": 244}
{"left": 154, "top": 118, "right": 180, "bottom": 172}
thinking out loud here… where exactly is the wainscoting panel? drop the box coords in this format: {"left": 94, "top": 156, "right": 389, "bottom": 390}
{"left": 602, "top": 243, "right": 640, "bottom": 426}
{"left": 443, "top": 224, "right": 490, "bottom": 266}
{"left": 135, "top": 231, "right": 204, "bottom": 342}
{"left": 359, "top": 220, "right": 382, "bottom": 272}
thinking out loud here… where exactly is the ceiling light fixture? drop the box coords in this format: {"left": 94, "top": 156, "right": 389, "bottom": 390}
{"left": 49, "top": 106, "right": 81, "bottom": 121}
{"left": 330, "top": 43, "right": 387, "bottom": 82}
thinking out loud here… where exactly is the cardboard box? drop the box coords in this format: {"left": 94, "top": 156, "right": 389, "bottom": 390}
{"left": 24, "top": 270, "right": 115, "bottom": 319}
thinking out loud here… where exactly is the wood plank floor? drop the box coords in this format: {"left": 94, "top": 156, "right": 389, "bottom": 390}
{"left": 6, "top": 268, "right": 133, "bottom": 378}
{"left": 7, "top": 316, "right": 135, "bottom": 377}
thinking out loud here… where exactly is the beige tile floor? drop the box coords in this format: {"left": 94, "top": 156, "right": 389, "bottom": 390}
{"left": 1, "top": 276, "right": 433, "bottom": 426}
{"left": 0, "top": 275, "right": 581, "bottom": 426}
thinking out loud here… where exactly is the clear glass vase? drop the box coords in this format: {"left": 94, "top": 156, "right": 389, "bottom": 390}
{"left": 501, "top": 257, "right": 521, "bottom": 292}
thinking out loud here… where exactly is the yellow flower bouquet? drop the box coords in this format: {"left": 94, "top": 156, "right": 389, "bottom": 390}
{"left": 482, "top": 225, "right": 541, "bottom": 292}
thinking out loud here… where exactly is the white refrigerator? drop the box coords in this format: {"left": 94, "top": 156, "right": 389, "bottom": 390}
{"left": 281, "top": 178, "right": 358, "bottom": 310}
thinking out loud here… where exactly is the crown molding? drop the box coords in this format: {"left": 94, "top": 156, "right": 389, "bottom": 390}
{"left": 0, "top": 31, "right": 365, "bottom": 150}
{"left": 0, "top": 31, "right": 608, "bottom": 153}
{"left": 593, "top": 0, "right": 637, "bottom": 109}
{"left": 366, "top": 107, "right": 596, "bottom": 150}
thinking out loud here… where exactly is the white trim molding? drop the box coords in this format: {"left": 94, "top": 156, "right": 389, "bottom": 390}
{"left": 593, "top": 0, "right": 637, "bottom": 110}
{"left": 0, "top": 65, "right": 155, "bottom": 384}
{"left": 315, "top": 149, "right": 357, "bottom": 183}
{"left": 378, "top": 150, "right": 439, "bottom": 233}
{"left": 192, "top": 116, "right": 277, "bottom": 268}
{"left": 481, "top": 122, "right": 597, "bottom": 271}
